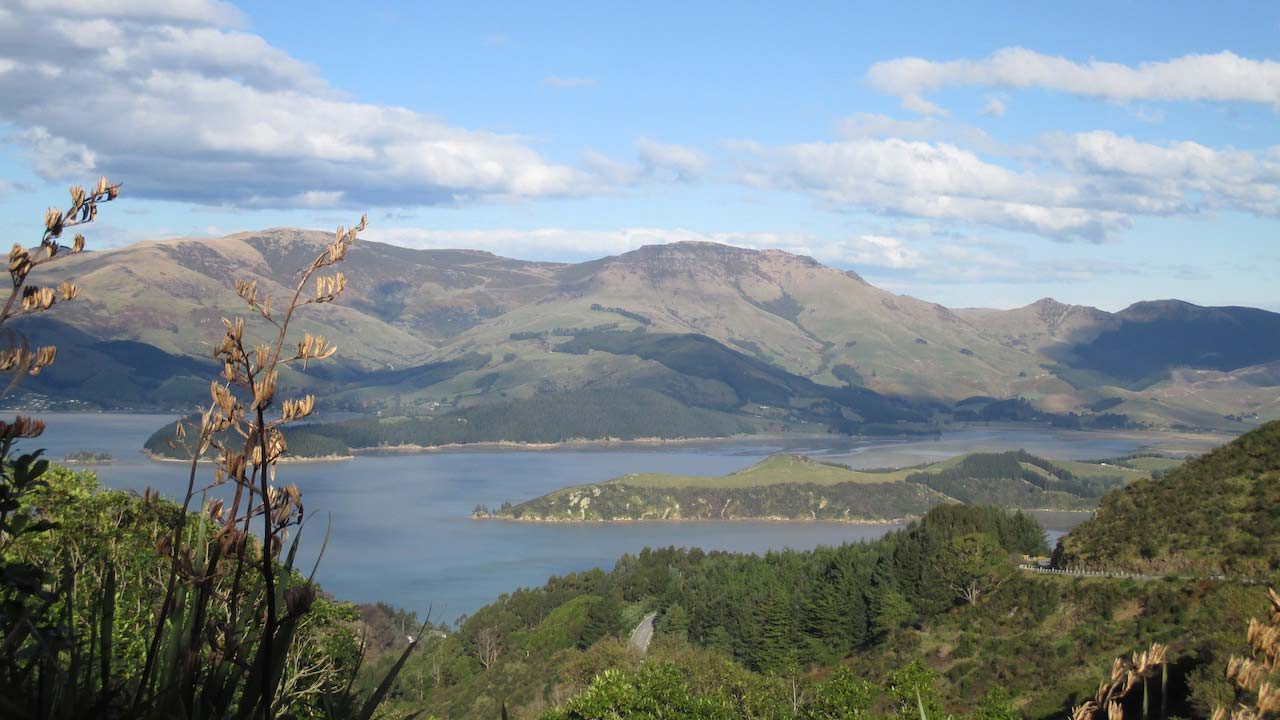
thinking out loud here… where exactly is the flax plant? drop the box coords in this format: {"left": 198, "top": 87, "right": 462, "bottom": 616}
{"left": 0, "top": 178, "right": 117, "bottom": 711}
{"left": 1070, "top": 642, "right": 1169, "bottom": 720}
{"left": 1214, "top": 587, "right": 1280, "bottom": 720}
{"left": 128, "top": 215, "right": 429, "bottom": 720}
{"left": 0, "top": 188, "right": 425, "bottom": 720}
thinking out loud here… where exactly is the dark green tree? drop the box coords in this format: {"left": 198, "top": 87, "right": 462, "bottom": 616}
{"left": 579, "top": 595, "right": 624, "bottom": 649}
{"left": 870, "top": 587, "right": 913, "bottom": 637}
{"left": 749, "top": 582, "right": 796, "bottom": 673}
{"left": 801, "top": 557, "right": 868, "bottom": 659}
{"left": 660, "top": 603, "right": 690, "bottom": 642}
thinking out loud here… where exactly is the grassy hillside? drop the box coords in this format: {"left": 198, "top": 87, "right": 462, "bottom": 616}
{"left": 617, "top": 454, "right": 919, "bottom": 489}
{"left": 488, "top": 451, "right": 1178, "bottom": 521}
{"left": 1056, "top": 419, "right": 1280, "bottom": 576}
{"left": 551, "top": 330, "right": 934, "bottom": 427}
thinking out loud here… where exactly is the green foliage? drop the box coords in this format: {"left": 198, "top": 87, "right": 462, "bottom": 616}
{"left": 551, "top": 330, "right": 933, "bottom": 427}
{"left": 970, "top": 686, "right": 1019, "bottom": 720}
{"left": 831, "top": 363, "right": 865, "bottom": 388}
{"left": 905, "top": 451, "right": 1124, "bottom": 509}
{"left": 145, "top": 415, "right": 353, "bottom": 459}
{"left": 951, "top": 397, "right": 1136, "bottom": 431}
{"left": 147, "top": 388, "right": 756, "bottom": 458}
{"left": 544, "top": 652, "right": 768, "bottom": 720}
{"left": 886, "top": 661, "right": 943, "bottom": 720}
{"left": 658, "top": 603, "right": 689, "bottom": 641}
{"left": 499, "top": 450, "right": 1158, "bottom": 523}
{"left": 62, "top": 450, "right": 113, "bottom": 464}
{"left": 0, "top": 463, "right": 385, "bottom": 717}
{"left": 376, "top": 505, "right": 1049, "bottom": 718}
{"left": 543, "top": 653, "right": 964, "bottom": 720}
{"left": 501, "top": 478, "right": 946, "bottom": 522}
{"left": 579, "top": 595, "right": 624, "bottom": 649}
{"left": 590, "top": 304, "right": 652, "bottom": 326}
{"left": 870, "top": 588, "right": 913, "bottom": 639}
{"left": 1058, "top": 420, "right": 1280, "bottom": 576}
{"left": 939, "top": 533, "right": 1009, "bottom": 605}
{"left": 801, "top": 667, "right": 875, "bottom": 719}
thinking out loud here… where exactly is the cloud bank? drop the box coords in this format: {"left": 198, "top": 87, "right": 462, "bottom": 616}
{"left": 868, "top": 48, "right": 1280, "bottom": 114}
{"left": 0, "top": 0, "right": 593, "bottom": 207}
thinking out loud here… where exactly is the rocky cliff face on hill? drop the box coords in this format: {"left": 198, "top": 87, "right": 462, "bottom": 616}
{"left": 12, "top": 230, "right": 1280, "bottom": 430}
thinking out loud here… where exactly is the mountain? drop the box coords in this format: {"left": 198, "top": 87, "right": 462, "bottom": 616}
{"left": 447, "top": 241, "right": 1045, "bottom": 401}
{"left": 12, "top": 229, "right": 1280, "bottom": 431}
{"left": 1068, "top": 300, "right": 1280, "bottom": 383}
{"left": 956, "top": 297, "right": 1116, "bottom": 354}
{"left": 1055, "top": 419, "right": 1280, "bottom": 576}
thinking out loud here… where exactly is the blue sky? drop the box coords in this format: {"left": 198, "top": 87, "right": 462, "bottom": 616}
{"left": 1, "top": 1, "right": 1277, "bottom": 311}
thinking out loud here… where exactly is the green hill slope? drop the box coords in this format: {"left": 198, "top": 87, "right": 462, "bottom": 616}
{"left": 144, "top": 388, "right": 757, "bottom": 459}
{"left": 1056, "top": 420, "right": 1280, "bottom": 576}
{"left": 487, "top": 451, "right": 1174, "bottom": 521}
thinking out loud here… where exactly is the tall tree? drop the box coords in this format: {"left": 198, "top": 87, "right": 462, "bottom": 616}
{"left": 579, "top": 595, "right": 623, "bottom": 649}
{"left": 939, "top": 532, "right": 1009, "bottom": 605}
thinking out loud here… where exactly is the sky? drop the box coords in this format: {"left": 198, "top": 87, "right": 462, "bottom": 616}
{"left": 0, "top": 0, "right": 1277, "bottom": 311}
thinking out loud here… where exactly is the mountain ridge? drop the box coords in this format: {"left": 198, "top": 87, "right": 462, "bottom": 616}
{"left": 13, "top": 230, "right": 1280, "bottom": 430}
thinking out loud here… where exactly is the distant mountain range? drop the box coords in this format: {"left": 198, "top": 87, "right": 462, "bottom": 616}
{"left": 13, "top": 228, "right": 1280, "bottom": 432}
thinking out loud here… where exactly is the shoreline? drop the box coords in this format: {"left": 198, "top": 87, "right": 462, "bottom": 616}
{"left": 142, "top": 450, "right": 355, "bottom": 465}
{"left": 136, "top": 421, "right": 1234, "bottom": 463}
{"left": 476, "top": 504, "right": 1095, "bottom": 525}
{"left": 473, "top": 514, "right": 914, "bottom": 525}
{"left": 347, "top": 432, "right": 842, "bottom": 455}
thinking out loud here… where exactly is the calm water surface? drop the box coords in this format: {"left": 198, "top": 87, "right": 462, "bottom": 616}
{"left": 30, "top": 413, "right": 1149, "bottom": 620}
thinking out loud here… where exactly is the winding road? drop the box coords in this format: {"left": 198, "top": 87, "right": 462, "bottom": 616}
{"left": 629, "top": 612, "right": 657, "bottom": 655}
{"left": 1018, "top": 564, "right": 1253, "bottom": 583}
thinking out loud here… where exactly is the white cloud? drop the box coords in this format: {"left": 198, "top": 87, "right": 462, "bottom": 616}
{"left": 0, "top": 179, "right": 33, "bottom": 196}
{"left": 1127, "top": 105, "right": 1166, "bottom": 124}
{"left": 0, "top": 1, "right": 597, "bottom": 208}
{"left": 364, "top": 226, "right": 923, "bottom": 269}
{"left": 580, "top": 139, "right": 708, "bottom": 185}
{"left": 981, "top": 95, "right": 1007, "bottom": 117}
{"left": 726, "top": 127, "right": 1280, "bottom": 242}
{"left": 834, "top": 112, "right": 1003, "bottom": 154}
{"left": 1039, "top": 131, "right": 1280, "bottom": 218}
{"left": 18, "top": 0, "right": 244, "bottom": 26}
{"left": 868, "top": 48, "right": 1280, "bottom": 113}
{"left": 830, "top": 234, "right": 922, "bottom": 268}
{"left": 897, "top": 238, "right": 1132, "bottom": 285}
{"left": 635, "top": 138, "right": 707, "bottom": 182}
{"left": 543, "top": 76, "right": 597, "bottom": 88}
{"left": 729, "top": 136, "right": 1130, "bottom": 242}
